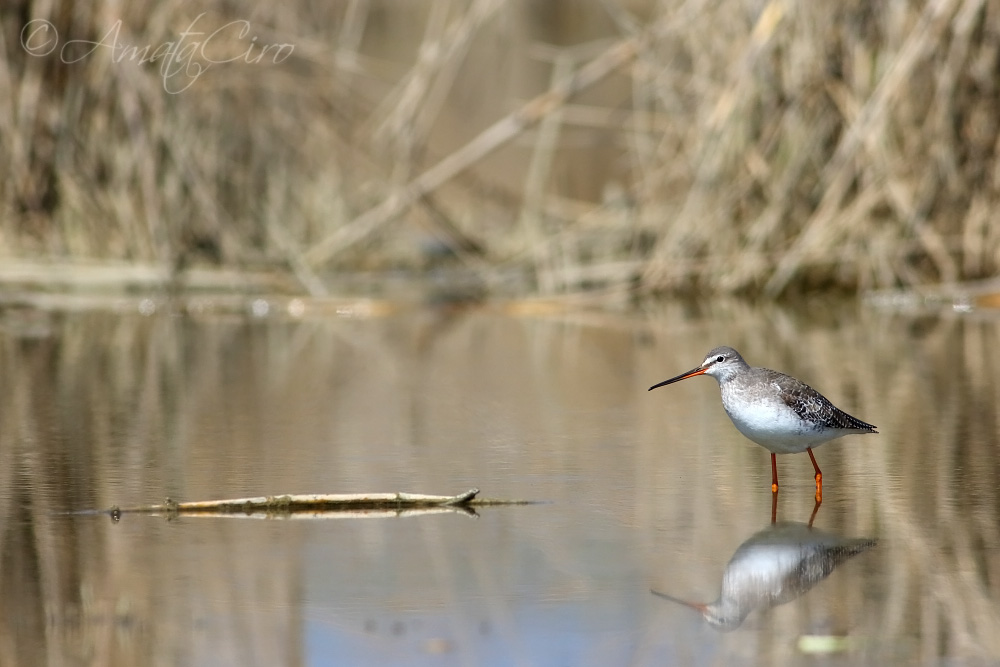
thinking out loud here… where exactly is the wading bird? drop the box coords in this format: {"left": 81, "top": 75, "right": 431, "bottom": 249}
{"left": 649, "top": 346, "right": 877, "bottom": 500}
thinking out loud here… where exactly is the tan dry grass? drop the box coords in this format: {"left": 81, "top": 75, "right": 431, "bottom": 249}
{"left": 1, "top": 1, "right": 999, "bottom": 297}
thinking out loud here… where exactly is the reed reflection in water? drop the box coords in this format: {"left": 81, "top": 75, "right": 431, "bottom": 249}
{"left": 0, "top": 299, "right": 996, "bottom": 664}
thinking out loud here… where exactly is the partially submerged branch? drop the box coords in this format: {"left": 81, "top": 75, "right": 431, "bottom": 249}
{"left": 97, "top": 488, "right": 538, "bottom": 520}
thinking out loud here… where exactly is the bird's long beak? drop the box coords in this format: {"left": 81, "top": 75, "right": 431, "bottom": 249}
{"left": 650, "top": 589, "right": 708, "bottom": 614}
{"left": 648, "top": 366, "right": 707, "bottom": 391}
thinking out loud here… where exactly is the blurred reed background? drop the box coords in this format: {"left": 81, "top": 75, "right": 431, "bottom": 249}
{"left": 1, "top": 0, "right": 999, "bottom": 298}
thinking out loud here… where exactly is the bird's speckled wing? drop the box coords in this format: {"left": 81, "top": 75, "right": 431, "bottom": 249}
{"left": 764, "top": 370, "right": 878, "bottom": 432}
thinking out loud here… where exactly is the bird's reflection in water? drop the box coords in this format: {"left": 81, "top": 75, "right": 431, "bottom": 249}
{"left": 653, "top": 500, "right": 877, "bottom": 631}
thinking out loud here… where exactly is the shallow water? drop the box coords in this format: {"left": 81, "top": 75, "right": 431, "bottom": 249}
{"left": 1, "top": 298, "right": 998, "bottom": 665}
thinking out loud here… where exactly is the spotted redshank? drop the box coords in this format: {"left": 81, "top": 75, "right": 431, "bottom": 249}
{"left": 648, "top": 346, "right": 877, "bottom": 499}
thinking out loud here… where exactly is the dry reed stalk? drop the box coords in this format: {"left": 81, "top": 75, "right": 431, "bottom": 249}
{"left": 519, "top": 50, "right": 572, "bottom": 294}
{"left": 302, "top": 33, "right": 640, "bottom": 268}
{"left": 334, "top": 0, "right": 368, "bottom": 70}
{"left": 371, "top": 0, "right": 505, "bottom": 176}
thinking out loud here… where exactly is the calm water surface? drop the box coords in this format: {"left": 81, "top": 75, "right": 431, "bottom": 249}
{"left": 1, "top": 298, "right": 998, "bottom": 666}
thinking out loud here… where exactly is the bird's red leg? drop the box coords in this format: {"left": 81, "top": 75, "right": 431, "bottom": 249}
{"left": 770, "top": 453, "right": 779, "bottom": 493}
{"left": 770, "top": 485, "right": 778, "bottom": 524}
{"left": 807, "top": 447, "right": 822, "bottom": 503}
{"left": 808, "top": 496, "right": 821, "bottom": 527}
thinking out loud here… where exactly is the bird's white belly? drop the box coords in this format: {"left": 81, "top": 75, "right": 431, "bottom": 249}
{"left": 721, "top": 396, "right": 833, "bottom": 454}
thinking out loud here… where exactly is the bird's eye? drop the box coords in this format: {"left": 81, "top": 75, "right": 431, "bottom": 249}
{"left": 716, "top": 355, "right": 724, "bottom": 363}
